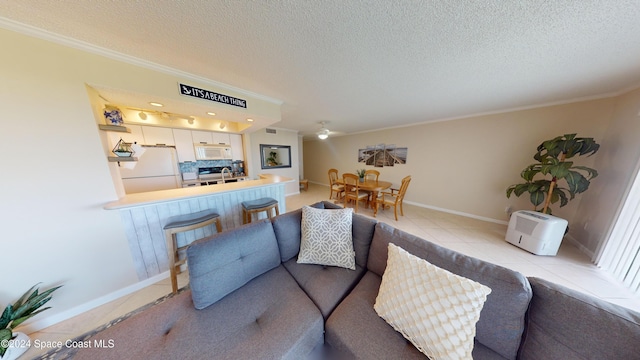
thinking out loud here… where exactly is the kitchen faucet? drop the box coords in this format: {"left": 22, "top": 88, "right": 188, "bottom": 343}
{"left": 221, "top": 167, "right": 231, "bottom": 183}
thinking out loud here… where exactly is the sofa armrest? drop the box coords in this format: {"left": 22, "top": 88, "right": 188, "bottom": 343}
{"left": 520, "top": 277, "right": 640, "bottom": 359}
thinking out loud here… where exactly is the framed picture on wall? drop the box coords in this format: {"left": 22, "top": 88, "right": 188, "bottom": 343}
{"left": 374, "top": 144, "right": 385, "bottom": 167}
{"left": 393, "top": 147, "right": 408, "bottom": 164}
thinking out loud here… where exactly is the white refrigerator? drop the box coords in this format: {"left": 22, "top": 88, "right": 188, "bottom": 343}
{"left": 120, "top": 146, "right": 181, "bottom": 194}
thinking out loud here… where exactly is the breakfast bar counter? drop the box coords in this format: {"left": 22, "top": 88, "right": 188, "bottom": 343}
{"left": 105, "top": 174, "right": 293, "bottom": 280}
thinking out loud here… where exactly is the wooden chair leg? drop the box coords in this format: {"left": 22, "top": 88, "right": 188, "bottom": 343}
{"left": 166, "top": 232, "right": 178, "bottom": 294}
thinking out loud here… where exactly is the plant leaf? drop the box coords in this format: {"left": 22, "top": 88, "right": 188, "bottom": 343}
{"left": 0, "top": 328, "right": 11, "bottom": 342}
{"left": 10, "top": 307, "right": 51, "bottom": 329}
{"left": 557, "top": 188, "right": 569, "bottom": 207}
{"left": 548, "top": 161, "right": 573, "bottom": 179}
{"left": 572, "top": 165, "right": 598, "bottom": 180}
{"left": 9, "top": 285, "right": 61, "bottom": 324}
{"left": 521, "top": 166, "right": 541, "bottom": 181}
{"left": 12, "top": 284, "right": 39, "bottom": 309}
{"left": 0, "top": 306, "right": 12, "bottom": 330}
{"left": 565, "top": 170, "right": 590, "bottom": 194}
{"left": 577, "top": 138, "right": 600, "bottom": 156}
{"left": 530, "top": 190, "right": 545, "bottom": 207}
{"left": 0, "top": 328, "right": 12, "bottom": 356}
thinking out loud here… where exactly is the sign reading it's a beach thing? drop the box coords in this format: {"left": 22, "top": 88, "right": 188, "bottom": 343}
{"left": 178, "top": 83, "right": 247, "bottom": 108}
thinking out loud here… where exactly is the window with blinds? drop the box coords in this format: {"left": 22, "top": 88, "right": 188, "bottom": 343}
{"left": 596, "top": 168, "right": 640, "bottom": 294}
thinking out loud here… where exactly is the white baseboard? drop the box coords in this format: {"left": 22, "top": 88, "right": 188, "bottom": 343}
{"left": 403, "top": 200, "right": 509, "bottom": 225}
{"left": 23, "top": 272, "right": 169, "bottom": 334}
{"left": 564, "top": 233, "right": 596, "bottom": 259}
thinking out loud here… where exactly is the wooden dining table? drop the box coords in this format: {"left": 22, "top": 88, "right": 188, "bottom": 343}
{"left": 336, "top": 178, "right": 392, "bottom": 216}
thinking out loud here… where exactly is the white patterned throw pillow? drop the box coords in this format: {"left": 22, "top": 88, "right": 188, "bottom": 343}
{"left": 297, "top": 206, "right": 355, "bottom": 270}
{"left": 374, "top": 243, "right": 492, "bottom": 360}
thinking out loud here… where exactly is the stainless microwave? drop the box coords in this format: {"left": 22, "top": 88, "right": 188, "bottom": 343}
{"left": 194, "top": 144, "right": 233, "bottom": 160}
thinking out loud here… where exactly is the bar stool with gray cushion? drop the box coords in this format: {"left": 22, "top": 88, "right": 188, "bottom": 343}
{"left": 242, "top": 197, "right": 279, "bottom": 224}
{"left": 164, "top": 209, "right": 222, "bottom": 293}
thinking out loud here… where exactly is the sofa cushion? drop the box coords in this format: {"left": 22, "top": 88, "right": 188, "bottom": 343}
{"left": 272, "top": 202, "right": 325, "bottom": 262}
{"left": 519, "top": 277, "right": 640, "bottom": 360}
{"left": 366, "top": 222, "right": 531, "bottom": 360}
{"left": 374, "top": 243, "right": 492, "bottom": 359}
{"left": 325, "top": 271, "right": 506, "bottom": 360}
{"left": 70, "top": 266, "right": 324, "bottom": 360}
{"left": 298, "top": 206, "right": 355, "bottom": 269}
{"left": 272, "top": 202, "right": 376, "bottom": 268}
{"left": 283, "top": 258, "right": 366, "bottom": 319}
{"left": 320, "top": 201, "right": 378, "bottom": 268}
{"left": 187, "top": 219, "right": 281, "bottom": 309}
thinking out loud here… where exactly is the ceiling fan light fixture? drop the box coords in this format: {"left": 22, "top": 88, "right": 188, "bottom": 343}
{"left": 317, "top": 121, "right": 330, "bottom": 139}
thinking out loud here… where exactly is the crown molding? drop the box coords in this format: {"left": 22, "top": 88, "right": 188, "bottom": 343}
{"left": 0, "top": 16, "right": 283, "bottom": 106}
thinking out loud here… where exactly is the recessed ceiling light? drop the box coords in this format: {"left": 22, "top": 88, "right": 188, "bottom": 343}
{"left": 207, "top": 112, "right": 216, "bottom": 116}
{"left": 149, "top": 102, "right": 163, "bottom": 107}
{"left": 247, "top": 118, "right": 254, "bottom": 122}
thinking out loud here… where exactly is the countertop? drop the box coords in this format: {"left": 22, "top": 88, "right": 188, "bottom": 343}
{"left": 104, "top": 174, "right": 293, "bottom": 210}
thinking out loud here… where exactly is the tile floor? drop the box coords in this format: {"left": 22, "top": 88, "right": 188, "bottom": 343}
{"left": 24, "top": 183, "right": 640, "bottom": 358}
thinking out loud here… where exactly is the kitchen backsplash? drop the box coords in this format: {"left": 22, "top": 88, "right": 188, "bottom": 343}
{"left": 179, "top": 160, "right": 232, "bottom": 174}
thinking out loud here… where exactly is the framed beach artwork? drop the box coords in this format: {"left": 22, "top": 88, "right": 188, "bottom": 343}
{"left": 357, "top": 144, "right": 408, "bottom": 167}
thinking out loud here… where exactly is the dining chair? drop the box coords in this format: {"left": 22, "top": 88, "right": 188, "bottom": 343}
{"left": 343, "top": 173, "right": 369, "bottom": 213}
{"left": 328, "top": 168, "right": 345, "bottom": 200}
{"left": 362, "top": 169, "right": 380, "bottom": 206}
{"left": 364, "top": 169, "right": 380, "bottom": 181}
{"left": 378, "top": 175, "right": 412, "bottom": 221}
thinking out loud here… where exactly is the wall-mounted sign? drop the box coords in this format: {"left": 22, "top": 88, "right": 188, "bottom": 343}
{"left": 178, "top": 83, "right": 247, "bottom": 108}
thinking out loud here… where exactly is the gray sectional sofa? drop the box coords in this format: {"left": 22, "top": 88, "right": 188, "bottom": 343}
{"left": 45, "top": 201, "right": 640, "bottom": 359}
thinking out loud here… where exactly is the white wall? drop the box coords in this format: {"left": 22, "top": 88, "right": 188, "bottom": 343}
{"left": 0, "top": 28, "right": 138, "bottom": 329}
{"left": 0, "top": 26, "right": 281, "bottom": 330}
{"left": 303, "top": 97, "right": 614, "bottom": 227}
{"left": 571, "top": 87, "right": 640, "bottom": 256}
{"left": 245, "top": 127, "right": 300, "bottom": 197}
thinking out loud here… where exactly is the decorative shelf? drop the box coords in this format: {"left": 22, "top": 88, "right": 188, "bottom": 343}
{"left": 99, "top": 124, "right": 131, "bottom": 133}
{"left": 108, "top": 156, "right": 138, "bottom": 162}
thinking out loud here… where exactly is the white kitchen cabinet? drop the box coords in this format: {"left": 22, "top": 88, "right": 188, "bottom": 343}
{"left": 107, "top": 124, "right": 144, "bottom": 149}
{"left": 229, "top": 134, "right": 244, "bottom": 161}
{"left": 192, "top": 130, "right": 214, "bottom": 144}
{"left": 142, "top": 126, "right": 175, "bottom": 146}
{"left": 172, "top": 129, "right": 196, "bottom": 162}
{"left": 212, "top": 132, "right": 231, "bottom": 145}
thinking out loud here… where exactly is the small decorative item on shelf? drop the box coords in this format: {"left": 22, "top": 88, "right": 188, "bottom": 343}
{"left": 103, "top": 105, "right": 124, "bottom": 126}
{"left": 0, "top": 283, "right": 62, "bottom": 360}
{"left": 356, "top": 169, "right": 366, "bottom": 182}
{"left": 112, "top": 138, "right": 134, "bottom": 157}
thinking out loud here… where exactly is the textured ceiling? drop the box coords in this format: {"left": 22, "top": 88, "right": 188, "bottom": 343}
{"left": 1, "top": 1, "right": 640, "bottom": 138}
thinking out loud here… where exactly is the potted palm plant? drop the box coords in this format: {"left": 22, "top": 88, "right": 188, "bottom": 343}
{"left": 506, "top": 133, "right": 600, "bottom": 214}
{"left": 0, "top": 284, "right": 62, "bottom": 359}
{"left": 266, "top": 151, "right": 278, "bottom": 166}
